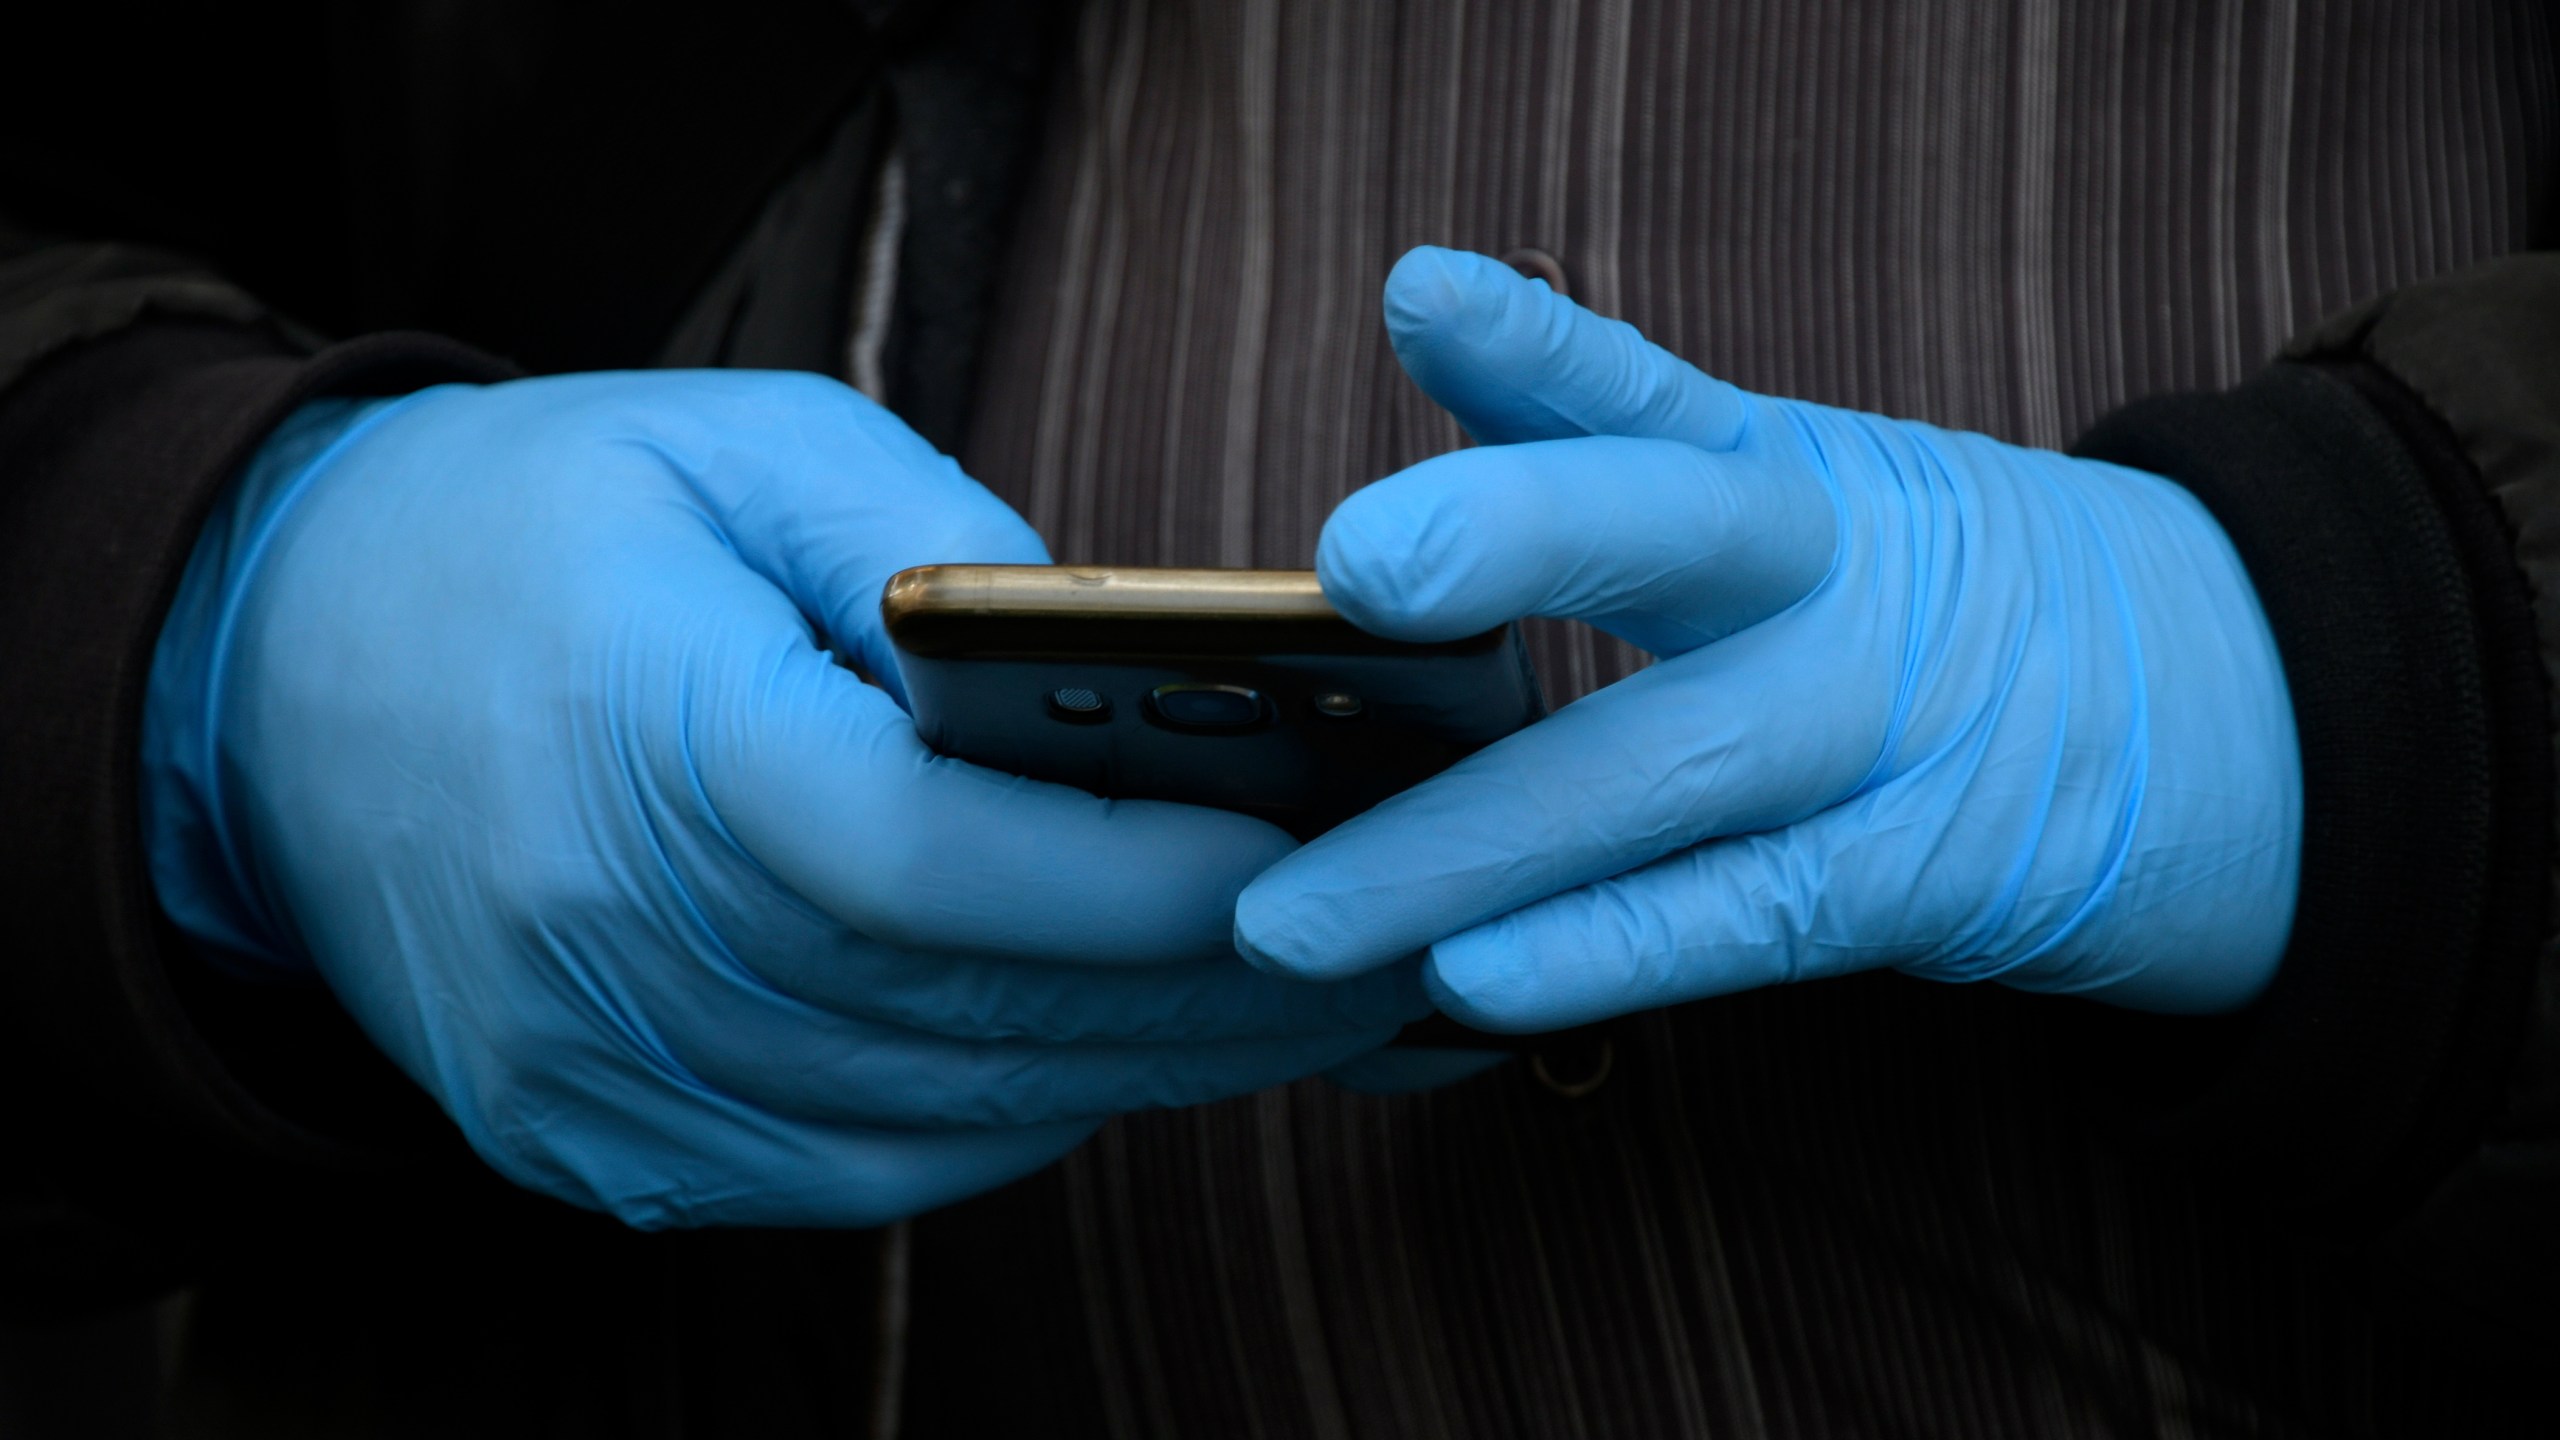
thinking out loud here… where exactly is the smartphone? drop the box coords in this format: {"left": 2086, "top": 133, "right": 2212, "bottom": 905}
{"left": 882, "top": 563, "right": 1558, "bottom": 1055}
{"left": 881, "top": 565, "right": 1545, "bottom": 840}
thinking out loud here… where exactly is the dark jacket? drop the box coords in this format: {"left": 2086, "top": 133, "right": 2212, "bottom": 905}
{"left": 4, "top": 2, "right": 2558, "bottom": 1436}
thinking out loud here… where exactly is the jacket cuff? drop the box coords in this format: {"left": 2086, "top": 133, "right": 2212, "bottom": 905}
{"left": 2275, "top": 255, "right": 2560, "bottom": 1322}
{"left": 0, "top": 312, "right": 513, "bottom": 1274}
{"left": 2071, "top": 351, "right": 2550, "bottom": 1228}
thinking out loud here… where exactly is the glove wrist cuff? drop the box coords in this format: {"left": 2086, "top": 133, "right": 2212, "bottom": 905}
{"left": 2072, "top": 359, "right": 2549, "bottom": 1224}
{"left": 142, "top": 396, "right": 404, "bottom": 977}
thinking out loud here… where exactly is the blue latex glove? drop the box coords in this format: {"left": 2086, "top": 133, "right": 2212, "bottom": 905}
{"left": 1235, "top": 248, "right": 2301, "bottom": 1030}
{"left": 143, "top": 372, "right": 1424, "bottom": 1228}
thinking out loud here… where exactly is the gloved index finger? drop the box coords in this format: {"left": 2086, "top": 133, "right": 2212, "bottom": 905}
{"left": 1385, "top": 246, "right": 1751, "bottom": 448}
{"left": 696, "top": 637, "right": 1302, "bottom": 968}
{"left": 1317, "top": 435, "right": 1836, "bottom": 654}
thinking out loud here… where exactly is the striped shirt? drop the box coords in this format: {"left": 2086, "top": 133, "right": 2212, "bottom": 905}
{"left": 900, "top": 2, "right": 2560, "bottom": 1435}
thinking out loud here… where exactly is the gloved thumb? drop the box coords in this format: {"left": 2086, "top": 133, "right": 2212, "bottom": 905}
{"left": 616, "top": 371, "right": 1048, "bottom": 707}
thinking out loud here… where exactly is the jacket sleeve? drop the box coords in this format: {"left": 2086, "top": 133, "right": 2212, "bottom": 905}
{"left": 2071, "top": 252, "right": 2560, "bottom": 1332}
{"left": 0, "top": 1, "right": 954, "bottom": 1313}
{"left": 0, "top": 231, "right": 513, "bottom": 1311}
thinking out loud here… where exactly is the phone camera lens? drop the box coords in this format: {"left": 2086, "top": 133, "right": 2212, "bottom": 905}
{"left": 1047, "top": 687, "right": 1113, "bottom": 723}
{"left": 1311, "top": 691, "right": 1364, "bottom": 718}
{"left": 1146, "top": 684, "right": 1267, "bottom": 730}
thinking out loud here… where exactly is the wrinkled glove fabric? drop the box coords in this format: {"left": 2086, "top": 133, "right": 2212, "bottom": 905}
{"left": 1238, "top": 248, "right": 2303, "bottom": 1033}
{"left": 143, "top": 372, "right": 1423, "bottom": 1227}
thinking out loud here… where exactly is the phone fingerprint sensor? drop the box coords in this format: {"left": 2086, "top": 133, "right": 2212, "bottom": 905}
{"left": 1147, "top": 684, "right": 1268, "bottom": 730}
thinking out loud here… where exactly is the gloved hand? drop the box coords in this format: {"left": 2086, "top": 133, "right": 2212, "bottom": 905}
{"left": 143, "top": 371, "right": 1423, "bottom": 1228}
{"left": 1234, "top": 247, "right": 2301, "bottom": 1031}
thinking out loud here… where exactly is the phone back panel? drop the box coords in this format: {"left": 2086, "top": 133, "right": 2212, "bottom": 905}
{"left": 882, "top": 567, "right": 1545, "bottom": 839}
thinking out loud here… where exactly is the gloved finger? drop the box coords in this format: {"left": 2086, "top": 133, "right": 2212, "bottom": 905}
{"left": 607, "top": 369, "right": 1050, "bottom": 706}
{"left": 1383, "top": 245, "right": 1750, "bottom": 448}
{"left": 473, "top": 1057, "right": 1097, "bottom": 1229}
{"left": 1234, "top": 614, "right": 1889, "bottom": 981}
{"left": 685, "top": 617, "right": 1301, "bottom": 965}
{"left": 660, "top": 981, "right": 1400, "bottom": 1128}
{"left": 1416, "top": 828, "right": 1860, "bottom": 1033}
{"left": 1414, "top": 764, "right": 2240, "bottom": 1031}
{"left": 748, "top": 930, "right": 1431, "bottom": 1043}
{"left": 1317, "top": 435, "right": 1835, "bottom": 653}
{"left": 536, "top": 372, "right": 1303, "bottom": 969}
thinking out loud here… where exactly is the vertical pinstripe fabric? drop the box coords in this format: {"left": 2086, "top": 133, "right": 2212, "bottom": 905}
{"left": 911, "top": 4, "right": 2560, "bottom": 1437}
